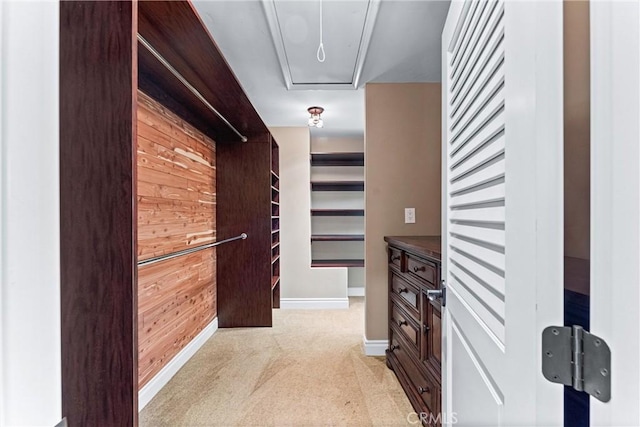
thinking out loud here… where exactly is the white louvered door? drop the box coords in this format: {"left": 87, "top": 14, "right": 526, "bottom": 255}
{"left": 590, "top": 1, "right": 640, "bottom": 425}
{"left": 441, "top": 1, "right": 564, "bottom": 425}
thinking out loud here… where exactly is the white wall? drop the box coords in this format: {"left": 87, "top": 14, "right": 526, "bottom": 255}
{"left": 1, "top": 1, "right": 61, "bottom": 425}
{"left": 270, "top": 127, "right": 347, "bottom": 303}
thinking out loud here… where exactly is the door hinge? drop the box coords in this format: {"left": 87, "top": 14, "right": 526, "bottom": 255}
{"left": 542, "top": 325, "right": 611, "bottom": 402}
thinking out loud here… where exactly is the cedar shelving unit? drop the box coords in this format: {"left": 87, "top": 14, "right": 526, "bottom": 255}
{"left": 310, "top": 151, "right": 365, "bottom": 269}
{"left": 271, "top": 140, "right": 280, "bottom": 309}
{"left": 60, "top": 0, "right": 281, "bottom": 423}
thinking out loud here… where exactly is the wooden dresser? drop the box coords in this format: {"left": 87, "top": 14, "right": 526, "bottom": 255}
{"left": 384, "top": 236, "right": 442, "bottom": 425}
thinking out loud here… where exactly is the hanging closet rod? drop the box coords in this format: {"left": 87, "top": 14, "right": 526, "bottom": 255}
{"left": 137, "top": 34, "right": 248, "bottom": 143}
{"left": 138, "top": 233, "right": 248, "bottom": 267}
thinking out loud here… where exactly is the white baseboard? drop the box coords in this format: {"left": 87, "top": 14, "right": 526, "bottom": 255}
{"left": 347, "top": 287, "right": 365, "bottom": 297}
{"left": 280, "top": 298, "right": 349, "bottom": 309}
{"left": 138, "top": 317, "right": 218, "bottom": 411}
{"left": 363, "top": 336, "right": 389, "bottom": 356}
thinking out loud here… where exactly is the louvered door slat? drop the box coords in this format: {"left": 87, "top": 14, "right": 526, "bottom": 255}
{"left": 447, "top": 0, "right": 506, "bottom": 346}
{"left": 449, "top": 85, "right": 504, "bottom": 148}
{"left": 451, "top": 1, "right": 503, "bottom": 100}
{"left": 450, "top": 0, "right": 483, "bottom": 73}
{"left": 450, "top": 108, "right": 504, "bottom": 159}
{"left": 449, "top": 223, "right": 505, "bottom": 247}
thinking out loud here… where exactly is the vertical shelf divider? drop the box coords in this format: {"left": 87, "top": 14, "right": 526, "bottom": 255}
{"left": 271, "top": 138, "right": 281, "bottom": 308}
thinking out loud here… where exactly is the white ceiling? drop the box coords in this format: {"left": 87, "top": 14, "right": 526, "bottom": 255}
{"left": 266, "top": 0, "right": 373, "bottom": 86}
{"left": 193, "top": 0, "right": 450, "bottom": 138}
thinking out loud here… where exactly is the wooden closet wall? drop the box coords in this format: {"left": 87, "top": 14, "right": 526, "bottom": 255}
{"left": 137, "top": 92, "right": 217, "bottom": 388}
{"left": 60, "top": 1, "right": 279, "bottom": 424}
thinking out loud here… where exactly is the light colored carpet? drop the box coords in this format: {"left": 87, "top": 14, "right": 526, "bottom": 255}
{"left": 140, "top": 297, "right": 414, "bottom": 426}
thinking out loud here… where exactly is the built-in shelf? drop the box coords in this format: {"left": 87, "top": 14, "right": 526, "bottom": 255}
{"left": 311, "top": 234, "right": 365, "bottom": 242}
{"left": 311, "top": 259, "right": 365, "bottom": 268}
{"left": 310, "top": 209, "right": 364, "bottom": 217}
{"left": 271, "top": 138, "right": 280, "bottom": 310}
{"left": 309, "top": 148, "right": 364, "bottom": 275}
{"left": 311, "top": 181, "right": 364, "bottom": 192}
{"left": 311, "top": 152, "right": 364, "bottom": 167}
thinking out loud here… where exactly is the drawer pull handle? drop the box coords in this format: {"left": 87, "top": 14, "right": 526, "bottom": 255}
{"left": 413, "top": 265, "right": 426, "bottom": 273}
{"left": 418, "top": 386, "right": 430, "bottom": 394}
{"left": 396, "top": 287, "right": 408, "bottom": 294}
{"left": 389, "top": 344, "right": 399, "bottom": 351}
{"left": 397, "top": 320, "right": 407, "bottom": 327}
{"left": 391, "top": 255, "right": 401, "bottom": 261}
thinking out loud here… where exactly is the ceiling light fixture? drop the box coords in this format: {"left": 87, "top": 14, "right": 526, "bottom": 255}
{"left": 307, "top": 106, "right": 324, "bottom": 128}
{"left": 316, "top": 0, "right": 325, "bottom": 62}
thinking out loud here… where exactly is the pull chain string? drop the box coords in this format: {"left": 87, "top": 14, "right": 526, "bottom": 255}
{"left": 317, "top": 0, "right": 325, "bottom": 62}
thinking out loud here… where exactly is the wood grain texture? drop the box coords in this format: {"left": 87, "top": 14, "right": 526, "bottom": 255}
{"left": 383, "top": 236, "right": 442, "bottom": 262}
{"left": 60, "top": 1, "right": 138, "bottom": 425}
{"left": 386, "top": 237, "right": 443, "bottom": 421}
{"left": 136, "top": 91, "right": 217, "bottom": 388}
{"left": 138, "top": 248, "right": 216, "bottom": 388}
{"left": 217, "top": 135, "right": 273, "bottom": 327}
{"left": 137, "top": 91, "right": 216, "bottom": 260}
{"left": 138, "top": 0, "right": 269, "bottom": 143}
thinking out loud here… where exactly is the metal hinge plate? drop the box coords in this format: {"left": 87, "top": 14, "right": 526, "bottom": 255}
{"left": 542, "top": 325, "right": 611, "bottom": 402}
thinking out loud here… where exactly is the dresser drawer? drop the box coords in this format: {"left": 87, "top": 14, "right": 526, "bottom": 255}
{"left": 390, "top": 273, "right": 420, "bottom": 317}
{"left": 391, "top": 302, "right": 420, "bottom": 353}
{"left": 388, "top": 247, "right": 403, "bottom": 270}
{"left": 407, "top": 254, "right": 438, "bottom": 287}
{"left": 421, "top": 294, "right": 442, "bottom": 379}
{"left": 389, "top": 330, "right": 438, "bottom": 415}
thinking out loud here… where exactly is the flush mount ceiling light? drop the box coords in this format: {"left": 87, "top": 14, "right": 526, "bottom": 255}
{"left": 307, "top": 106, "right": 325, "bottom": 128}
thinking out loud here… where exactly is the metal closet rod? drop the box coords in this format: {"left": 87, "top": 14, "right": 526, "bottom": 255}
{"left": 138, "top": 233, "right": 248, "bottom": 267}
{"left": 137, "top": 34, "right": 248, "bottom": 143}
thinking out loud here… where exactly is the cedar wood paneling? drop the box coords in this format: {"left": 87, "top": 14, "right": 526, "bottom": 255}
{"left": 137, "top": 91, "right": 217, "bottom": 388}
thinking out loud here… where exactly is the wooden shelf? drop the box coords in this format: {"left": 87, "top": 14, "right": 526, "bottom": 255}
{"left": 311, "top": 152, "right": 364, "bottom": 166}
{"left": 137, "top": 2, "right": 269, "bottom": 143}
{"left": 311, "top": 259, "right": 365, "bottom": 268}
{"left": 271, "top": 275, "right": 280, "bottom": 290}
{"left": 271, "top": 254, "right": 280, "bottom": 264}
{"left": 311, "top": 234, "right": 365, "bottom": 242}
{"left": 311, "top": 181, "right": 364, "bottom": 192}
{"left": 272, "top": 229, "right": 279, "bottom": 234}
{"left": 271, "top": 242, "right": 280, "bottom": 250}
{"left": 311, "top": 209, "right": 364, "bottom": 217}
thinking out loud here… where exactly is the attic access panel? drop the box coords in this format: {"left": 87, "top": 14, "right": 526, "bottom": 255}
{"left": 262, "top": 0, "right": 380, "bottom": 90}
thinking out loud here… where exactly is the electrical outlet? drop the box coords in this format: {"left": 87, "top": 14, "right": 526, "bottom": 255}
{"left": 405, "top": 208, "right": 416, "bottom": 224}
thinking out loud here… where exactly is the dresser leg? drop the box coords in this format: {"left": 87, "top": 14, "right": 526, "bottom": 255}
{"left": 385, "top": 350, "right": 393, "bottom": 370}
